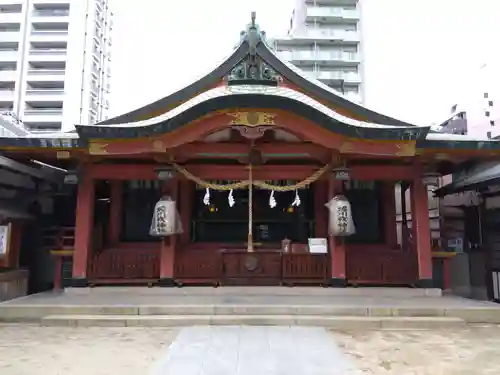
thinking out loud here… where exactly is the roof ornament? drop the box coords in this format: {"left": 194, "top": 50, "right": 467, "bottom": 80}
{"left": 228, "top": 12, "right": 281, "bottom": 86}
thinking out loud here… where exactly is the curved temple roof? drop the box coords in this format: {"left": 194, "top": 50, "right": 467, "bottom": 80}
{"left": 76, "top": 85, "right": 430, "bottom": 141}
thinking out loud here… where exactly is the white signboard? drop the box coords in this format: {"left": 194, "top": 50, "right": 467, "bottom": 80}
{"left": 0, "top": 225, "right": 10, "bottom": 256}
{"left": 308, "top": 238, "right": 328, "bottom": 254}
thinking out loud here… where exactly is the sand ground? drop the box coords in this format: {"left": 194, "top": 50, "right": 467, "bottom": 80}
{"left": 334, "top": 325, "right": 500, "bottom": 375}
{"left": 0, "top": 324, "right": 177, "bottom": 375}
{"left": 1, "top": 324, "right": 500, "bottom": 375}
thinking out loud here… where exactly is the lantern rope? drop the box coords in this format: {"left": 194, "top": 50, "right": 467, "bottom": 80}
{"left": 248, "top": 164, "right": 254, "bottom": 252}
{"left": 171, "top": 163, "right": 331, "bottom": 191}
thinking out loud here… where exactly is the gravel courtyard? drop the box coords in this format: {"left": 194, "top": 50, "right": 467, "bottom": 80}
{"left": 0, "top": 325, "right": 178, "bottom": 375}
{"left": 1, "top": 324, "right": 500, "bottom": 374}
{"left": 335, "top": 326, "right": 500, "bottom": 375}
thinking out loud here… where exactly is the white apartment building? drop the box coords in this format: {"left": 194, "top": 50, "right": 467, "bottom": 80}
{"left": 272, "top": 0, "right": 363, "bottom": 103}
{"left": 0, "top": 0, "right": 112, "bottom": 133}
{"left": 438, "top": 63, "right": 500, "bottom": 139}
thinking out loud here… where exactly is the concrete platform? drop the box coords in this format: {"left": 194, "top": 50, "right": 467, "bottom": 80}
{"left": 1, "top": 287, "right": 499, "bottom": 324}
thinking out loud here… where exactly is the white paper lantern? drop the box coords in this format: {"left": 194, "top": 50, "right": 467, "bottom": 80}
{"left": 325, "top": 195, "right": 355, "bottom": 236}
{"left": 149, "top": 196, "right": 183, "bottom": 237}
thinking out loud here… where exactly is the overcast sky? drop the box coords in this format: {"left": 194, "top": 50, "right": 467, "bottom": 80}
{"left": 107, "top": 0, "right": 499, "bottom": 125}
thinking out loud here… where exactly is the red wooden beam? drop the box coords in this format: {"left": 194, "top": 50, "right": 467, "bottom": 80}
{"left": 173, "top": 142, "right": 329, "bottom": 160}
{"left": 350, "top": 165, "right": 413, "bottom": 180}
{"left": 86, "top": 163, "right": 414, "bottom": 181}
{"left": 88, "top": 164, "right": 157, "bottom": 180}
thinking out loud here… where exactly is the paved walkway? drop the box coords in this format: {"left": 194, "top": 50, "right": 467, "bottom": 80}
{"left": 2, "top": 287, "right": 497, "bottom": 308}
{"left": 150, "top": 326, "right": 361, "bottom": 375}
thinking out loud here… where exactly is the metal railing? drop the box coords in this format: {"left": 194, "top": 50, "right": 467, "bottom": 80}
{"left": 302, "top": 69, "right": 360, "bottom": 81}
{"left": 27, "top": 68, "right": 65, "bottom": 75}
{"left": 25, "top": 89, "right": 64, "bottom": 95}
{"left": 29, "top": 48, "right": 67, "bottom": 55}
{"left": 304, "top": 29, "right": 360, "bottom": 40}
{"left": 32, "top": 9, "right": 70, "bottom": 17}
{"left": 306, "top": 7, "right": 360, "bottom": 19}
{"left": 31, "top": 30, "right": 68, "bottom": 36}
{"left": 277, "top": 50, "right": 359, "bottom": 62}
{"left": 24, "top": 109, "right": 63, "bottom": 116}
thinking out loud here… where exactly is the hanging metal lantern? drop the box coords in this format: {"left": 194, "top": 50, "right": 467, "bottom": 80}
{"left": 149, "top": 196, "right": 183, "bottom": 237}
{"left": 332, "top": 166, "right": 351, "bottom": 181}
{"left": 325, "top": 195, "right": 355, "bottom": 236}
{"left": 155, "top": 166, "right": 175, "bottom": 181}
{"left": 422, "top": 171, "right": 441, "bottom": 187}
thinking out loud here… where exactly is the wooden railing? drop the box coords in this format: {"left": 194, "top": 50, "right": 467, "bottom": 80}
{"left": 174, "top": 251, "right": 221, "bottom": 285}
{"left": 174, "top": 250, "right": 330, "bottom": 286}
{"left": 282, "top": 253, "right": 329, "bottom": 284}
{"left": 89, "top": 248, "right": 160, "bottom": 282}
{"left": 346, "top": 249, "right": 417, "bottom": 285}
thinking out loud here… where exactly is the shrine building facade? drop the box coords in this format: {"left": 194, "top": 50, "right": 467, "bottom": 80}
{"left": 2, "top": 14, "right": 500, "bottom": 289}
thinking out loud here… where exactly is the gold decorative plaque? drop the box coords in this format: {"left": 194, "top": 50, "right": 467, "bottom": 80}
{"left": 56, "top": 151, "right": 70, "bottom": 159}
{"left": 152, "top": 140, "right": 165, "bottom": 152}
{"left": 339, "top": 142, "right": 354, "bottom": 153}
{"left": 88, "top": 142, "right": 109, "bottom": 155}
{"left": 395, "top": 142, "right": 416, "bottom": 157}
{"left": 228, "top": 112, "right": 276, "bottom": 127}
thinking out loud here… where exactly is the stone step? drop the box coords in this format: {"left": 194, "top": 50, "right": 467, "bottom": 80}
{"left": 2, "top": 304, "right": 500, "bottom": 323}
{"left": 41, "top": 314, "right": 466, "bottom": 329}
{"left": 65, "top": 286, "right": 443, "bottom": 297}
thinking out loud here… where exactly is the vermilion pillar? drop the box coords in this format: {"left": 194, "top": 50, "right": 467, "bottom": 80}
{"left": 107, "top": 180, "right": 123, "bottom": 246}
{"left": 71, "top": 174, "right": 95, "bottom": 287}
{"left": 158, "top": 177, "right": 179, "bottom": 286}
{"left": 383, "top": 182, "right": 398, "bottom": 248}
{"left": 328, "top": 177, "right": 347, "bottom": 287}
{"left": 410, "top": 167, "right": 433, "bottom": 287}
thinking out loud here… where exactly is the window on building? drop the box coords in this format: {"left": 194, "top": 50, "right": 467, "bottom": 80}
{"left": 487, "top": 131, "right": 492, "bottom": 139}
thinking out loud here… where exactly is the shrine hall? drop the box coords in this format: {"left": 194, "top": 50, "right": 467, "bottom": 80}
{"left": 2, "top": 14, "right": 500, "bottom": 290}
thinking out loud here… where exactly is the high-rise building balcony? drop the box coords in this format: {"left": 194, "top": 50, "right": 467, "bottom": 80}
{"left": 32, "top": 9, "right": 70, "bottom": 23}
{"left": 27, "top": 68, "right": 65, "bottom": 81}
{"left": 0, "top": 48, "right": 18, "bottom": 62}
{"left": 0, "top": 88, "right": 14, "bottom": 101}
{"left": 305, "top": 29, "right": 360, "bottom": 42}
{"left": 305, "top": 0, "right": 358, "bottom": 5}
{"left": 0, "top": 69, "right": 16, "bottom": 82}
{"left": 302, "top": 69, "right": 361, "bottom": 83}
{"left": 276, "top": 50, "right": 360, "bottom": 65}
{"left": 30, "top": 29, "right": 68, "bottom": 42}
{"left": 275, "top": 30, "right": 360, "bottom": 46}
{"left": 317, "top": 70, "right": 361, "bottom": 82}
{"left": 0, "top": 31, "right": 21, "bottom": 42}
{"left": 23, "top": 108, "right": 62, "bottom": 123}
{"left": 25, "top": 88, "right": 64, "bottom": 103}
{"left": 28, "top": 48, "right": 67, "bottom": 62}
{"left": 306, "top": 7, "right": 360, "bottom": 22}
{"left": 0, "top": 12, "right": 23, "bottom": 23}
{"left": 31, "top": 0, "right": 71, "bottom": 5}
